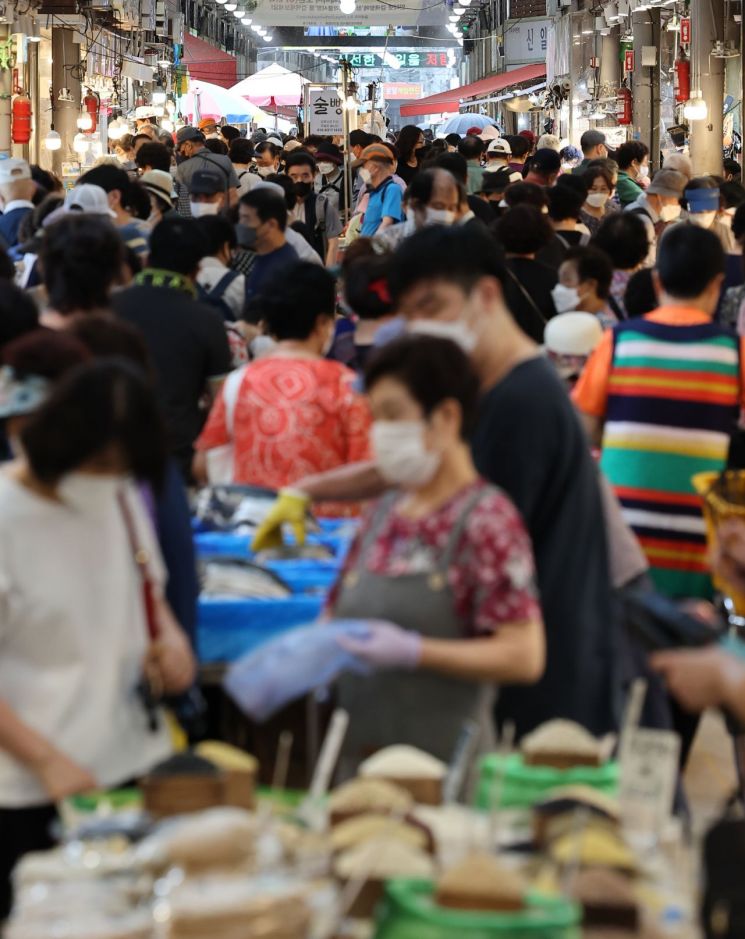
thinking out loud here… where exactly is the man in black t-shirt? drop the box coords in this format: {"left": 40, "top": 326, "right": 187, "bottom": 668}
{"left": 112, "top": 217, "right": 231, "bottom": 479}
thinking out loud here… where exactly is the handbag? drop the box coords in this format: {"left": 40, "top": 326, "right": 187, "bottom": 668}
{"left": 702, "top": 791, "right": 745, "bottom": 937}
{"left": 118, "top": 489, "right": 163, "bottom": 732}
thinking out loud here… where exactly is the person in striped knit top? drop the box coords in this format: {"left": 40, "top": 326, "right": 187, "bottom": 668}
{"left": 573, "top": 225, "right": 745, "bottom": 600}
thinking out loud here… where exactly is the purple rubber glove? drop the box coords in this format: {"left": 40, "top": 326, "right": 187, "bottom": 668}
{"left": 336, "top": 619, "right": 422, "bottom": 669}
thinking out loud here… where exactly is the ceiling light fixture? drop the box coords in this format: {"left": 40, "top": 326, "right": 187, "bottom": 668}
{"left": 339, "top": 0, "right": 356, "bottom": 12}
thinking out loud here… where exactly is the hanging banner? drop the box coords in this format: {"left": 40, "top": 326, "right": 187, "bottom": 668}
{"left": 251, "top": 0, "right": 448, "bottom": 27}
{"left": 308, "top": 88, "right": 345, "bottom": 135}
{"left": 503, "top": 17, "right": 550, "bottom": 65}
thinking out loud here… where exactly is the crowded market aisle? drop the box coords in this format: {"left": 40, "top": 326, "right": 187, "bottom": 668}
{"left": 0, "top": 102, "right": 744, "bottom": 939}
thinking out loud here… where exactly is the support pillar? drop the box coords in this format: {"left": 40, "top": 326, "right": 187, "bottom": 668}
{"left": 631, "top": 10, "right": 661, "bottom": 164}
{"left": 27, "top": 38, "right": 40, "bottom": 166}
{"left": 689, "top": 0, "right": 724, "bottom": 174}
{"left": 599, "top": 32, "right": 620, "bottom": 89}
{"left": 51, "top": 27, "right": 81, "bottom": 175}
{"left": 0, "top": 25, "right": 11, "bottom": 158}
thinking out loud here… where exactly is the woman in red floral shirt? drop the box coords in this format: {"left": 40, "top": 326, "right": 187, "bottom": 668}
{"left": 195, "top": 263, "right": 371, "bottom": 516}
{"left": 331, "top": 336, "right": 545, "bottom": 770}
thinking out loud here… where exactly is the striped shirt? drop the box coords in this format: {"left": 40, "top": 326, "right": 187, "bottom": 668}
{"left": 573, "top": 307, "right": 745, "bottom": 598}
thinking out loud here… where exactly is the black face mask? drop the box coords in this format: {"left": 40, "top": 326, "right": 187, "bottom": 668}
{"left": 293, "top": 181, "right": 313, "bottom": 199}
{"left": 235, "top": 223, "right": 257, "bottom": 250}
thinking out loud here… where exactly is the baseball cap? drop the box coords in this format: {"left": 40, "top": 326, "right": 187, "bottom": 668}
{"left": 140, "top": 170, "right": 177, "bottom": 204}
{"left": 64, "top": 183, "right": 117, "bottom": 218}
{"left": 647, "top": 168, "right": 687, "bottom": 199}
{"left": 176, "top": 126, "right": 204, "bottom": 146}
{"left": 479, "top": 125, "right": 501, "bottom": 141}
{"left": 519, "top": 129, "right": 536, "bottom": 146}
{"left": 198, "top": 118, "right": 218, "bottom": 131}
{"left": 315, "top": 142, "right": 343, "bottom": 165}
{"left": 685, "top": 186, "right": 720, "bottom": 212}
{"left": 580, "top": 129, "right": 606, "bottom": 151}
{"left": 466, "top": 126, "right": 482, "bottom": 137}
{"left": 265, "top": 135, "right": 283, "bottom": 148}
{"left": 188, "top": 168, "right": 224, "bottom": 195}
{"left": 283, "top": 139, "right": 304, "bottom": 153}
{"left": 361, "top": 143, "right": 394, "bottom": 163}
{"left": 487, "top": 138, "right": 512, "bottom": 157}
{"left": 0, "top": 157, "right": 31, "bottom": 184}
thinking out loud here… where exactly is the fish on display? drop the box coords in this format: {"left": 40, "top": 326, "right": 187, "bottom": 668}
{"left": 254, "top": 543, "right": 336, "bottom": 563}
{"left": 200, "top": 556, "right": 292, "bottom": 599}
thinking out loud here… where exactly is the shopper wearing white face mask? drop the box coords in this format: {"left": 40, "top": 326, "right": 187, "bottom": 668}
{"left": 187, "top": 168, "right": 225, "bottom": 218}
{"left": 624, "top": 167, "right": 687, "bottom": 266}
{"left": 359, "top": 143, "right": 404, "bottom": 237}
{"left": 615, "top": 141, "right": 650, "bottom": 207}
{"left": 329, "top": 335, "right": 544, "bottom": 771}
{"left": 580, "top": 165, "right": 618, "bottom": 237}
{"left": 552, "top": 245, "right": 618, "bottom": 328}
{"left": 375, "top": 168, "right": 459, "bottom": 251}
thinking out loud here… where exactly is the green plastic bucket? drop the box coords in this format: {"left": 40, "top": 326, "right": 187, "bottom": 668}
{"left": 374, "top": 879, "right": 581, "bottom": 939}
{"left": 475, "top": 754, "right": 620, "bottom": 810}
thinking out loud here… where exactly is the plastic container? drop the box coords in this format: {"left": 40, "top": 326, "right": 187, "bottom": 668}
{"left": 197, "top": 595, "right": 324, "bottom": 663}
{"left": 475, "top": 754, "right": 619, "bottom": 810}
{"left": 374, "top": 880, "right": 581, "bottom": 939}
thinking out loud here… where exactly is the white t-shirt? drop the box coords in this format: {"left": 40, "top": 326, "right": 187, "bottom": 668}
{"left": 0, "top": 473, "right": 171, "bottom": 807}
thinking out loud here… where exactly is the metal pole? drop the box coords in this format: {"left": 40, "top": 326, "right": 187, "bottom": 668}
{"left": 689, "top": 0, "right": 724, "bottom": 174}
{"left": 632, "top": 10, "right": 654, "bottom": 146}
{"left": 0, "top": 25, "right": 11, "bottom": 158}
{"left": 28, "top": 38, "right": 40, "bottom": 166}
{"left": 341, "top": 59, "right": 352, "bottom": 225}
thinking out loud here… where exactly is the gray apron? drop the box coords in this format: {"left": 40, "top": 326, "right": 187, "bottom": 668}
{"left": 335, "top": 488, "right": 496, "bottom": 777}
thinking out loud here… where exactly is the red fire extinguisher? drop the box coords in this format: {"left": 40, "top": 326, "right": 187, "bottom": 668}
{"left": 11, "top": 93, "right": 31, "bottom": 144}
{"left": 616, "top": 86, "right": 632, "bottom": 125}
{"left": 83, "top": 90, "right": 99, "bottom": 134}
{"left": 674, "top": 54, "right": 691, "bottom": 104}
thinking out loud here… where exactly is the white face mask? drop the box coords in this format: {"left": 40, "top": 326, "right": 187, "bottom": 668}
{"left": 425, "top": 207, "right": 455, "bottom": 227}
{"left": 660, "top": 203, "right": 682, "bottom": 222}
{"left": 317, "top": 161, "right": 336, "bottom": 176}
{"left": 586, "top": 192, "right": 609, "bottom": 209}
{"left": 638, "top": 164, "right": 650, "bottom": 179}
{"left": 408, "top": 318, "right": 478, "bottom": 354}
{"left": 551, "top": 283, "right": 581, "bottom": 314}
{"left": 372, "top": 420, "right": 441, "bottom": 488}
{"left": 690, "top": 211, "right": 717, "bottom": 229}
{"left": 358, "top": 167, "right": 373, "bottom": 185}
{"left": 257, "top": 165, "right": 275, "bottom": 178}
{"left": 190, "top": 201, "right": 220, "bottom": 217}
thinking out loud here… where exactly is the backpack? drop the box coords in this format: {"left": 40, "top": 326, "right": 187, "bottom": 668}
{"left": 197, "top": 269, "right": 240, "bottom": 322}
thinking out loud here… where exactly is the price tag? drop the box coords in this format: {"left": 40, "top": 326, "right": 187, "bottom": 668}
{"left": 619, "top": 727, "right": 680, "bottom": 834}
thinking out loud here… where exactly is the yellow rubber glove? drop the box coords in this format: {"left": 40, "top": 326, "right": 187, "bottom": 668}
{"left": 252, "top": 488, "right": 311, "bottom": 552}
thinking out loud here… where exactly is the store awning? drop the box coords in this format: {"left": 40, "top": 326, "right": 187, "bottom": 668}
{"left": 400, "top": 63, "right": 546, "bottom": 118}
{"left": 183, "top": 34, "right": 238, "bottom": 90}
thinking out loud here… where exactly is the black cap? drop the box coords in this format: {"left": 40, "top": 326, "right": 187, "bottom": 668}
{"left": 189, "top": 168, "right": 223, "bottom": 195}
{"left": 529, "top": 148, "right": 562, "bottom": 174}
{"left": 176, "top": 125, "right": 204, "bottom": 146}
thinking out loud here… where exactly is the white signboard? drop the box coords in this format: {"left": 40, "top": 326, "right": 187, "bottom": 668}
{"left": 504, "top": 18, "right": 551, "bottom": 65}
{"left": 252, "top": 0, "right": 447, "bottom": 27}
{"left": 308, "top": 88, "right": 345, "bottom": 136}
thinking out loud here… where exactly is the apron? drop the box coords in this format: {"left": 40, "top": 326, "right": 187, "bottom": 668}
{"left": 335, "top": 488, "right": 496, "bottom": 777}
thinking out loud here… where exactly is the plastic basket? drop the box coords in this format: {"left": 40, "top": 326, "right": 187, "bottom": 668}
{"left": 692, "top": 470, "right": 745, "bottom": 614}
{"left": 374, "top": 880, "right": 581, "bottom": 939}
{"left": 197, "top": 595, "right": 324, "bottom": 663}
{"left": 474, "top": 753, "right": 619, "bottom": 810}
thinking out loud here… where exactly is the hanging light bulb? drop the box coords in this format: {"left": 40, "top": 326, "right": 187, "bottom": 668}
{"left": 225, "top": 3, "right": 238, "bottom": 11}
{"left": 233, "top": 8, "right": 244, "bottom": 17}
{"left": 77, "top": 111, "right": 93, "bottom": 130}
{"left": 73, "top": 133, "right": 90, "bottom": 154}
{"left": 107, "top": 117, "right": 126, "bottom": 140}
{"left": 339, "top": 0, "right": 356, "bottom": 13}
{"left": 44, "top": 128, "right": 61, "bottom": 150}
{"left": 152, "top": 86, "right": 167, "bottom": 106}
{"left": 241, "top": 16, "right": 252, "bottom": 24}
{"left": 161, "top": 117, "right": 174, "bottom": 133}
{"left": 684, "top": 90, "right": 708, "bottom": 120}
